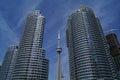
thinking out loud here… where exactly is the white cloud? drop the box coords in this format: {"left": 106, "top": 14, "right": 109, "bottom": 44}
{"left": 14, "top": 0, "right": 43, "bottom": 31}
{"left": 91, "top": 0, "right": 118, "bottom": 31}
{"left": 0, "top": 14, "right": 19, "bottom": 64}
{"left": 0, "top": 15, "right": 19, "bottom": 44}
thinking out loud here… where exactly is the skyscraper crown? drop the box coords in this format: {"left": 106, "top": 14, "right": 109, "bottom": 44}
{"left": 77, "top": 6, "right": 93, "bottom": 13}
{"left": 28, "top": 10, "right": 41, "bottom": 16}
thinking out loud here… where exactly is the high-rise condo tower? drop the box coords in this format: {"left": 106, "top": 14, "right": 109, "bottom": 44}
{"left": 0, "top": 45, "right": 18, "bottom": 80}
{"left": 12, "top": 10, "right": 49, "bottom": 80}
{"left": 106, "top": 33, "right": 120, "bottom": 78}
{"left": 66, "top": 6, "right": 117, "bottom": 80}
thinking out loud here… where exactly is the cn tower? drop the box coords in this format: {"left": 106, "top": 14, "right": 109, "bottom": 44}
{"left": 56, "top": 32, "right": 62, "bottom": 80}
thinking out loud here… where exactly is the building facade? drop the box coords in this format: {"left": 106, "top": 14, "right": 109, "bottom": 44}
{"left": 0, "top": 45, "right": 18, "bottom": 80}
{"left": 66, "top": 6, "right": 117, "bottom": 80}
{"left": 12, "top": 10, "right": 49, "bottom": 80}
{"left": 0, "top": 65, "right": 2, "bottom": 72}
{"left": 0, "top": 65, "right": 1, "bottom": 79}
{"left": 106, "top": 33, "right": 120, "bottom": 78}
{"left": 0, "top": 65, "right": 1, "bottom": 73}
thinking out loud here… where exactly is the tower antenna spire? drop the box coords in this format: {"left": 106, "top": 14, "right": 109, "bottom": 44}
{"left": 58, "top": 31, "right": 60, "bottom": 39}
{"left": 58, "top": 31, "right": 61, "bottom": 48}
{"left": 56, "top": 31, "right": 63, "bottom": 80}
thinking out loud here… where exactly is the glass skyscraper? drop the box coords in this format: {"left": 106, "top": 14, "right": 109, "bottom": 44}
{"left": 106, "top": 33, "right": 120, "bottom": 78}
{"left": 66, "top": 6, "right": 117, "bottom": 80}
{"left": 0, "top": 45, "right": 18, "bottom": 80}
{"left": 12, "top": 10, "right": 49, "bottom": 80}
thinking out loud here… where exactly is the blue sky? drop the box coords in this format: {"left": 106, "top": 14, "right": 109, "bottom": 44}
{"left": 0, "top": 0, "right": 120, "bottom": 80}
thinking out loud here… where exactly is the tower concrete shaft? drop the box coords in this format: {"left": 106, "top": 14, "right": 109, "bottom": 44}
{"left": 56, "top": 32, "right": 62, "bottom": 80}
{"left": 57, "top": 53, "right": 61, "bottom": 80}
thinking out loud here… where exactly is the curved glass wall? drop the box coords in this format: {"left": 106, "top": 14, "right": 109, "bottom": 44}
{"left": 12, "top": 10, "right": 48, "bottom": 80}
{"left": 66, "top": 6, "right": 117, "bottom": 80}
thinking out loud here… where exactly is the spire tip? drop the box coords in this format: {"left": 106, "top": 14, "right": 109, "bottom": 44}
{"left": 58, "top": 31, "right": 60, "bottom": 39}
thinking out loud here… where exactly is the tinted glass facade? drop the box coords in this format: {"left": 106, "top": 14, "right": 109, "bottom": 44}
{"left": 106, "top": 33, "right": 120, "bottom": 57}
{"left": 66, "top": 6, "right": 117, "bottom": 80}
{"left": 0, "top": 65, "right": 1, "bottom": 73}
{"left": 12, "top": 10, "right": 49, "bottom": 80}
{"left": 106, "top": 33, "right": 120, "bottom": 78}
